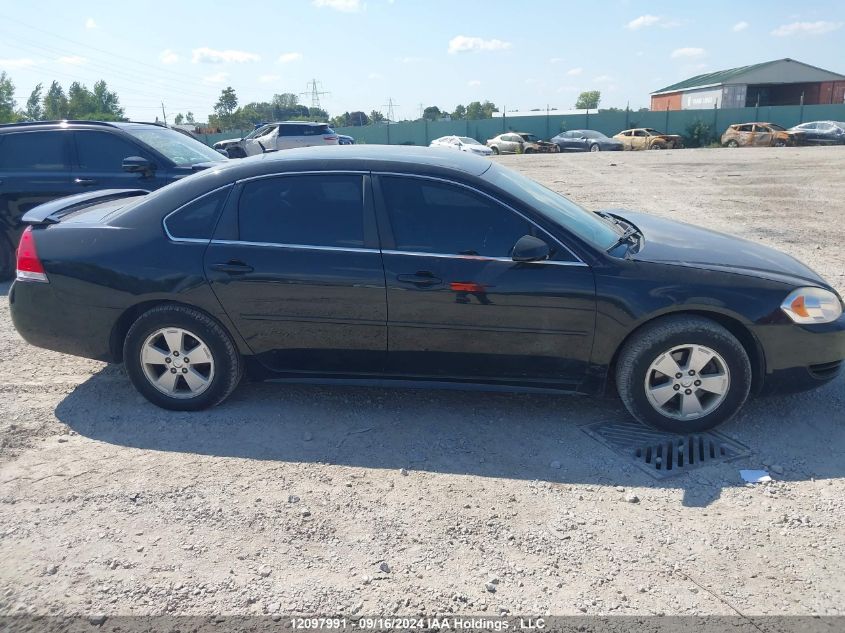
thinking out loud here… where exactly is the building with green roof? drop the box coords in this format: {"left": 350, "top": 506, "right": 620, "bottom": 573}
{"left": 650, "top": 58, "right": 845, "bottom": 111}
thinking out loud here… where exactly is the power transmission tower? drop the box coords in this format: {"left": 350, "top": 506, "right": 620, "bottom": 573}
{"left": 382, "top": 98, "right": 399, "bottom": 123}
{"left": 301, "top": 79, "right": 330, "bottom": 110}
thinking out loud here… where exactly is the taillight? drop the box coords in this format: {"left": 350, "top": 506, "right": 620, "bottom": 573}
{"left": 16, "top": 226, "right": 49, "bottom": 283}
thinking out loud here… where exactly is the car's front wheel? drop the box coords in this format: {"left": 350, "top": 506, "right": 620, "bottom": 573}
{"left": 124, "top": 305, "right": 242, "bottom": 411}
{"left": 615, "top": 316, "right": 752, "bottom": 432}
{"left": 590, "top": 143, "right": 600, "bottom": 152}
{"left": 490, "top": 146, "right": 499, "bottom": 155}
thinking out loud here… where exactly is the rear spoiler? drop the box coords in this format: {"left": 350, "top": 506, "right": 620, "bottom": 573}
{"left": 21, "top": 189, "right": 149, "bottom": 225}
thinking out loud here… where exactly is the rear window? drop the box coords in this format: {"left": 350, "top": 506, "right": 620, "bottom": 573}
{"left": 164, "top": 187, "right": 230, "bottom": 240}
{"left": 0, "top": 131, "right": 69, "bottom": 171}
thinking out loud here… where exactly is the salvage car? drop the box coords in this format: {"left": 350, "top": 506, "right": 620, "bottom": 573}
{"left": 486, "top": 132, "right": 559, "bottom": 155}
{"left": 9, "top": 147, "right": 845, "bottom": 432}
{"left": 0, "top": 120, "right": 227, "bottom": 281}
{"left": 614, "top": 128, "right": 684, "bottom": 150}
{"left": 788, "top": 121, "right": 845, "bottom": 145}
{"left": 212, "top": 121, "right": 338, "bottom": 157}
{"left": 551, "top": 130, "right": 624, "bottom": 152}
{"left": 430, "top": 135, "right": 493, "bottom": 156}
{"left": 721, "top": 123, "right": 805, "bottom": 148}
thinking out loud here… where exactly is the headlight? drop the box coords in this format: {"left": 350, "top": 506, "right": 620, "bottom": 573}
{"left": 781, "top": 287, "right": 843, "bottom": 324}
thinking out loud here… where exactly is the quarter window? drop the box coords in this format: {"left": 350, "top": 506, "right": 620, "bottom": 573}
{"left": 381, "top": 176, "right": 536, "bottom": 258}
{"left": 165, "top": 187, "right": 230, "bottom": 240}
{"left": 0, "top": 131, "right": 69, "bottom": 171}
{"left": 238, "top": 175, "right": 365, "bottom": 248}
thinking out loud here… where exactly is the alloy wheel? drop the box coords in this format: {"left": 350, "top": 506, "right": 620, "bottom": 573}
{"left": 644, "top": 344, "right": 730, "bottom": 421}
{"left": 140, "top": 327, "right": 215, "bottom": 398}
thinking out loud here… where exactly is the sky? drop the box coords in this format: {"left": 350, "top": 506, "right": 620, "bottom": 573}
{"left": 1, "top": 0, "right": 844, "bottom": 123}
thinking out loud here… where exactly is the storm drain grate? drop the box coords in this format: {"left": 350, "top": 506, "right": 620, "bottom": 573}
{"left": 581, "top": 419, "right": 751, "bottom": 480}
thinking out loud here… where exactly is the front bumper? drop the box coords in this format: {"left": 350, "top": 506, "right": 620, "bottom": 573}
{"left": 752, "top": 313, "right": 845, "bottom": 394}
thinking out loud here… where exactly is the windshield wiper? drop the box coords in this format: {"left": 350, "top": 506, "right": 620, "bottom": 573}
{"left": 607, "top": 225, "right": 642, "bottom": 251}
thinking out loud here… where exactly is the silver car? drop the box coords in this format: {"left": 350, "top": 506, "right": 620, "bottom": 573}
{"left": 429, "top": 135, "right": 493, "bottom": 156}
{"left": 214, "top": 121, "right": 339, "bottom": 158}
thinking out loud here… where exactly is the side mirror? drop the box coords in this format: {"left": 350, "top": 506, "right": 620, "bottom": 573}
{"left": 122, "top": 156, "right": 154, "bottom": 175}
{"left": 511, "top": 235, "right": 550, "bottom": 262}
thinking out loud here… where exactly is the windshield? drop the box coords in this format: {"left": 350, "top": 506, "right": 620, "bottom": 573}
{"left": 644, "top": 129, "right": 663, "bottom": 135}
{"left": 245, "top": 125, "right": 274, "bottom": 139}
{"left": 520, "top": 134, "right": 540, "bottom": 142}
{"left": 458, "top": 137, "right": 483, "bottom": 145}
{"left": 769, "top": 123, "right": 786, "bottom": 131}
{"left": 581, "top": 130, "right": 607, "bottom": 139}
{"left": 486, "top": 163, "right": 620, "bottom": 250}
{"left": 124, "top": 127, "right": 226, "bottom": 166}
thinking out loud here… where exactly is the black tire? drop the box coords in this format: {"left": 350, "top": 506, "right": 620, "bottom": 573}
{"left": 774, "top": 140, "right": 787, "bottom": 147}
{"left": 0, "top": 233, "right": 14, "bottom": 281}
{"left": 726, "top": 140, "right": 739, "bottom": 148}
{"left": 491, "top": 146, "right": 500, "bottom": 155}
{"left": 123, "top": 305, "right": 242, "bottom": 411}
{"left": 589, "top": 143, "right": 600, "bottom": 152}
{"left": 615, "top": 315, "right": 752, "bottom": 433}
{"left": 524, "top": 147, "right": 535, "bottom": 154}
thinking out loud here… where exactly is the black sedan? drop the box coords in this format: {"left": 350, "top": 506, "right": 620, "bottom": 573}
{"left": 9, "top": 147, "right": 845, "bottom": 432}
{"left": 551, "top": 130, "right": 624, "bottom": 152}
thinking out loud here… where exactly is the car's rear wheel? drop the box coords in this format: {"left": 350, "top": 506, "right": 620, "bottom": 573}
{"left": 524, "top": 148, "right": 535, "bottom": 154}
{"left": 590, "top": 143, "right": 600, "bottom": 152}
{"left": 774, "top": 140, "right": 787, "bottom": 147}
{"left": 615, "top": 316, "right": 752, "bottom": 432}
{"left": 726, "top": 140, "right": 739, "bottom": 148}
{"left": 649, "top": 143, "right": 664, "bottom": 150}
{"left": 124, "top": 305, "right": 242, "bottom": 411}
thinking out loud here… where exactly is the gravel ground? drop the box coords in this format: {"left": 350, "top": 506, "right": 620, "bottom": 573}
{"left": 0, "top": 146, "right": 843, "bottom": 620}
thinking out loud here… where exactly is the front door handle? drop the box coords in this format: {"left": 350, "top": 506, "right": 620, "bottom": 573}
{"left": 397, "top": 271, "right": 442, "bottom": 287}
{"left": 211, "top": 261, "right": 254, "bottom": 274}
{"left": 74, "top": 178, "right": 97, "bottom": 186}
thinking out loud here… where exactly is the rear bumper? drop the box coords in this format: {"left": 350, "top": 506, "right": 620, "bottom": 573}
{"left": 9, "top": 280, "right": 117, "bottom": 362}
{"left": 752, "top": 314, "right": 845, "bottom": 395}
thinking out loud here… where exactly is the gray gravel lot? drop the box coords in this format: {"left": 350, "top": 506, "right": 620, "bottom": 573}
{"left": 0, "top": 146, "right": 843, "bottom": 619}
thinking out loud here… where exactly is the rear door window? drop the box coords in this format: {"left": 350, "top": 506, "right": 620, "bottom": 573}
{"left": 0, "top": 131, "right": 70, "bottom": 170}
{"left": 238, "top": 174, "right": 365, "bottom": 248}
{"left": 278, "top": 124, "right": 304, "bottom": 137}
{"left": 75, "top": 131, "right": 147, "bottom": 172}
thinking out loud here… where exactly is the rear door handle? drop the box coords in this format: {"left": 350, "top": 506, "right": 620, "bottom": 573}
{"left": 211, "top": 261, "right": 254, "bottom": 274}
{"left": 397, "top": 271, "right": 442, "bottom": 287}
{"left": 74, "top": 178, "right": 97, "bottom": 186}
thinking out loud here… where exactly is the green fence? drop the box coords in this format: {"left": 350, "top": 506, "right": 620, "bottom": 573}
{"left": 197, "top": 103, "right": 845, "bottom": 148}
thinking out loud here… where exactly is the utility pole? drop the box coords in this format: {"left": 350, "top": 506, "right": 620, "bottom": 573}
{"left": 418, "top": 103, "right": 424, "bottom": 120}
{"left": 300, "top": 79, "right": 330, "bottom": 110}
{"left": 382, "top": 98, "right": 399, "bottom": 144}
{"left": 160, "top": 102, "right": 167, "bottom": 125}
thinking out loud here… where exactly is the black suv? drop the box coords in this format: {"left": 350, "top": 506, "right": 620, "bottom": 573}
{"left": 0, "top": 120, "right": 227, "bottom": 279}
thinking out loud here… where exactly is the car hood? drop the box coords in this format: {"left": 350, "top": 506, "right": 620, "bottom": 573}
{"left": 213, "top": 137, "right": 242, "bottom": 147}
{"left": 607, "top": 209, "right": 829, "bottom": 288}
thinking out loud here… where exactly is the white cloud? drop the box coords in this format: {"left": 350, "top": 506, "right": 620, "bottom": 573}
{"left": 0, "top": 57, "right": 36, "bottom": 69}
{"left": 312, "top": 0, "right": 360, "bottom": 12}
{"left": 159, "top": 49, "right": 179, "bottom": 65}
{"left": 671, "top": 47, "right": 706, "bottom": 59}
{"left": 57, "top": 55, "right": 87, "bottom": 65}
{"left": 549, "top": 57, "right": 564, "bottom": 64}
{"left": 203, "top": 72, "right": 229, "bottom": 84}
{"left": 626, "top": 14, "right": 680, "bottom": 30}
{"left": 448, "top": 35, "right": 511, "bottom": 54}
{"left": 566, "top": 67, "right": 583, "bottom": 76}
{"left": 192, "top": 47, "right": 260, "bottom": 64}
{"left": 368, "top": 72, "right": 384, "bottom": 80}
{"left": 277, "top": 52, "right": 303, "bottom": 63}
{"left": 259, "top": 74, "right": 280, "bottom": 83}
{"left": 85, "top": 17, "right": 97, "bottom": 29}
{"left": 771, "top": 21, "right": 843, "bottom": 37}
{"left": 733, "top": 21, "right": 748, "bottom": 32}
{"left": 468, "top": 79, "right": 481, "bottom": 87}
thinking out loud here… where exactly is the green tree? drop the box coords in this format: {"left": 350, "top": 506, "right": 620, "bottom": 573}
{"left": 67, "top": 82, "right": 96, "bottom": 119}
{"left": 0, "top": 72, "right": 16, "bottom": 123}
{"left": 185, "top": 111, "right": 196, "bottom": 124}
{"left": 92, "top": 80, "right": 123, "bottom": 120}
{"left": 451, "top": 104, "right": 467, "bottom": 120}
{"left": 575, "top": 90, "right": 601, "bottom": 109}
{"left": 465, "top": 100, "right": 497, "bottom": 120}
{"left": 422, "top": 105, "right": 442, "bottom": 121}
{"left": 25, "top": 83, "right": 43, "bottom": 121}
{"left": 215, "top": 86, "right": 238, "bottom": 117}
{"left": 43, "top": 81, "right": 68, "bottom": 120}
{"left": 174, "top": 113, "right": 185, "bottom": 125}
{"left": 369, "top": 110, "right": 385, "bottom": 124}
{"left": 348, "top": 111, "right": 369, "bottom": 126}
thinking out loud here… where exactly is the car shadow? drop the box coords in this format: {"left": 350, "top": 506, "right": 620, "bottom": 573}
{"left": 0, "top": 281, "right": 9, "bottom": 297}
{"left": 55, "top": 365, "right": 845, "bottom": 508}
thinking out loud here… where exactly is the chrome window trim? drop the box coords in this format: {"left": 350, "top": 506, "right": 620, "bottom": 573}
{"left": 235, "top": 170, "right": 368, "bottom": 185}
{"left": 381, "top": 249, "right": 588, "bottom": 267}
{"left": 373, "top": 171, "right": 586, "bottom": 265}
{"left": 163, "top": 184, "right": 234, "bottom": 243}
{"left": 209, "top": 239, "right": 377, "bottom": 254}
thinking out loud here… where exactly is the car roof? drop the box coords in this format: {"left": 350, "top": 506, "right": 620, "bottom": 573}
{"left": 0, "top": 120, "right": 171, "bottom": 133}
